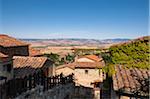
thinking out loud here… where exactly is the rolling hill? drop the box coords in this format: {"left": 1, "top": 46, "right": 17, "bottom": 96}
{"left": 21, "top": 38, "right": 130, "bottom": 47}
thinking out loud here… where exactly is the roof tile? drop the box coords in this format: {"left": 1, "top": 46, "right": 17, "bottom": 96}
{"left": 79, "top": 55, "right": 102, "bottom": 62}
{"left": 0, "top": 34, "right": 29, "bottom": 47}
{"left": 56, "top": 62, "right": 104, "bottom": 70}
{"left": 13, "top": 56, "right": 47, "bottom": 69}
{"left": 113, "top": 65, "right": 149, "bottom": 95}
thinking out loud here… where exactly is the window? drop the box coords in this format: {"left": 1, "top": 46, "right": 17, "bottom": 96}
{"left": 85, "top": 70, "right": 88, "bottom": 74}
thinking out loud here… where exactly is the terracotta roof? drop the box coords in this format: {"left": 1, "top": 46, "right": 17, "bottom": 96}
{"left": 56, "top": 62, "right": 104, "bottom": 70}
{"left": 112, "top": 65, "right": 150, "bottom": 95}
{"left": 79, "top": 55, "right": 102, "bottom": 62}
{"left": 0, "top": 52, "right": 8, "bottom": 58}
{"left": 13, "top": 56, "right": 47, "bottom": 69}
{"left": 56, "top": 63, "right": 75, "bottom": 70}
{"left": 0, "top": 34, "right": 29, "bottom": 47}
{"left": 29, "top": 48, "right": 42, "bottom": 56}
{"left": 75, "top": 62, "right": 103, "bottom": 68}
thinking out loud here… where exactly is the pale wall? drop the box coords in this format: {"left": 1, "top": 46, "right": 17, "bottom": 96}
{"left": 75, "top": 68, "right": 103, "bottom": 88}
{"left": 55, "top": 67, "right": 74, "bottom": 76}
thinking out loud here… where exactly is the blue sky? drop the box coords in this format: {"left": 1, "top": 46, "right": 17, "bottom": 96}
{"left": 0, "top": 0, "right": 149, "bottom": 39}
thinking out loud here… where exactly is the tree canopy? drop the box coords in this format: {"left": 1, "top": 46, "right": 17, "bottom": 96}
{"left": 109, "top": 36, "right": 149, "bottom": 69}
{"left": 102, "top": 36, "right": 150, "bottom": 76}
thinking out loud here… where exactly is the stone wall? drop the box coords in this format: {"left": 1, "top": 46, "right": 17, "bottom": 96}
{"left": 0, "top": 46, "right": 29, "bottom": 57}
{"left": 70, "top": 86, "right": 94, "bottom": 99}
{"left": 15, "top": 83, "right": 75, "bottom": 99}
{"left": 14, "top": 83, "right": 98, "bottom": 99}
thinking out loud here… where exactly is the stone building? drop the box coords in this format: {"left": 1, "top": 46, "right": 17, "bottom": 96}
{"left": 0, "top": 34, "right": 29, "bottom": 57}
{"left": 0, "top": 52, "right": 13, "bottom": 84}
{"left": 74, "top": 62, "right": 104, "bottom": 88}
{"left": 13, "top": 56, "right": 54, "bottom": 78}
{"left": 0, "top": 34, "right": 54, "bottom": 78}
{"left": 56, "top": 55, "right": 105, "bottom": 88}
{"left": 55, "top": 63, "right": 74, "bottom": 76}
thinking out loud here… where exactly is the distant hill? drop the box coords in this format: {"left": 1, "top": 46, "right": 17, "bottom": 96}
{"left": 21, "top": 38, "right": 130, "bottom": 47}
{"left": 100, "top": 38, "right": 129, "bottom": 43}
{"left": 104, "top": 36, "right": 149, "bottom": 68}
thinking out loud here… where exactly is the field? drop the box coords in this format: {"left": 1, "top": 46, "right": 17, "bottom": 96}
{"left": 24, "top": 38, "right": 127, "bottom": 56}
{"left": 32, "top": 44, "right": 115, "bottom": 58}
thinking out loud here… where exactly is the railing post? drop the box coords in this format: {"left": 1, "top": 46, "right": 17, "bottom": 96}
{"left": 58, "top": 75, "right": 60, "bottom": 84}
{"left": 43, "top": 77, "right": 46, "bottom": 91}
{"left": 24, "top": 76, "right": 27, "bottom": 92}
{"left": 49, "top": 77, "right": 52, "bottom": 89}
{"left": 53, "top": 76, "right": 56, "bottom": 86}
{"left": 41, "top": 72, "right": 45, "bottom": 86}
{"left": 60, "top": 73, "right": 63, "bottom": 84}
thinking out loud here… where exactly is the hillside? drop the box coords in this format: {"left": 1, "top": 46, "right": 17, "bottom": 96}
{"left": 21, "top": 38, "right": 129, "bottom": 47}
{"left": 103, "top": 36, "right": 149, "bottom": 69}
{"left": 100, "top": 38, "right": 129, "bottom": 43}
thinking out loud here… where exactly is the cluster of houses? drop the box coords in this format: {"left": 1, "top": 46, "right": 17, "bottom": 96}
{"left": 55, "top": 55, "right": 105, "bottom": 88}
{"left": 0, "top": 34, "right": 54, "bottom": 84}
{"left": 0, "top": 34, "right": 149, "bottom": 99}
{"left": 55, "top": 55, "right": 150, "bottom": 99}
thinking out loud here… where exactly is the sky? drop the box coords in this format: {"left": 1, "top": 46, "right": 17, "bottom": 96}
{"left": 0, "top": 0, "right": 149, "bottom": 39}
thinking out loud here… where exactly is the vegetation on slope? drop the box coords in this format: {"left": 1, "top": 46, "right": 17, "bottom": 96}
{"left": 101, "top": 36, "right": 150, "bottom": 96}
{"left": 102, "top": 36, "right": 150, "bottom": 76}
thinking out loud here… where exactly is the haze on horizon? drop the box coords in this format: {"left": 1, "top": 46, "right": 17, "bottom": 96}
{"left": 0, "top": 0, "right": 149, "bottom": 39}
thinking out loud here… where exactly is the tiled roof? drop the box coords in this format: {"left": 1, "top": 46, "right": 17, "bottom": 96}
{"left": 56, "top": 62, "right": 104, "bottom": 70}
{"left": 13, "top": 56, "right": 47, "bottom": 69}
{"left": 29, "top": 48, "right": 42, "bottom": 56}
{"left": 112, "top": 65, "right": 150, "bottom": 95}
{"left": 0, "top": 34, "right": 29, "bottom": 47}
{"left": 75, "top": 62, "right": 103, "bottom": 68}
{"left": 79, "top": 55, "right": 102, "bottom": 62}
{"left": 56, "top": 63, "right": 75, "bottom": 70}
{"left": 0, "top": 52, "right": 8, "bottom": 58}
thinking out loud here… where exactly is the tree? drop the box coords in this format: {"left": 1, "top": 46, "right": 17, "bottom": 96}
{"left": 59, "top": 57, "right": 65, "bottom": 65}
{"left": 108, "top": 37, "right": 149, "bottom": 69}
{"left": 65, "top": 54, "right": 75, "bottom": 63}
{"left": 100, "top": 36, "right": 150, "bottom": 76}
{"left": 43, "top": 53, "right": 60, "bottom": 66}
